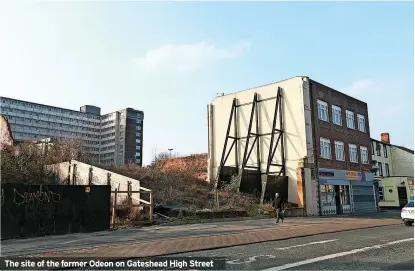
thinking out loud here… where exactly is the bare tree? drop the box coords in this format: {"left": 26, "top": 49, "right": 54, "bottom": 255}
{"left": 45, "top": 139, "right": 90, "bottom": 164}
{"left": 158, "top": 151, "right": 181, "bottom": 159}
{"left": 148, "top": 151, "right": 180, "bottom": 168}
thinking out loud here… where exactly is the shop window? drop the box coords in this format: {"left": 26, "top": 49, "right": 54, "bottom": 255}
{"left": 320, "top": 185, "right": 336, "bottom": 207}
{"left": 378, "top": 187, "right": 384, "bottom": 201}
{"left": 340, "top": 185, "right": 350, "bottom": 205}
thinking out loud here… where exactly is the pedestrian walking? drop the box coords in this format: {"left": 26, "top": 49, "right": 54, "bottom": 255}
{"left": 272, "top": 193, "right": 286, "bottom": 223}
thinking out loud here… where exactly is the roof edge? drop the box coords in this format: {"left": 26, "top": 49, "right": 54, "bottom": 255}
{"left": 211, "top": 76, "right": 308, "bottom": 101}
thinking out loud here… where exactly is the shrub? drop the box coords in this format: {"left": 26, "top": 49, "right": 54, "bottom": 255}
{"left": 0, "top": 139, "right": 88, "bottom": 184}
{"left": 103, "top": 165, "right": 259, "bottom": 213}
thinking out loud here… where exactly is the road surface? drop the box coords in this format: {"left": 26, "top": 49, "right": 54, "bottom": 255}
{"left": 1, "top": 212, "right": 399, "bottom": 257}
{"left": 2, "top": 210, "right": 410, "bottom": 270}
{"left": 171, "top": 224, "right": 414, "bottom": 270}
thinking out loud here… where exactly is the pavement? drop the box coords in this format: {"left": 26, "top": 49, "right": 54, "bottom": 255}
{"left": 173, "top": 223, "right": 414, "bottom": 270}
{"left": 0, "top": 211, "right": 403, "bottom": 260}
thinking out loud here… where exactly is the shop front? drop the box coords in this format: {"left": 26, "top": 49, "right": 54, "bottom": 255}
{"left": 407, "top": 178, "right": 414, "bottom": 201}
{"left": 318, "top": 169, "right": 377, "bottom": 216}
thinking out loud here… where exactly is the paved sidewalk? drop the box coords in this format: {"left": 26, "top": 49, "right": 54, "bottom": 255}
{"left": 21, "top": 217, "right": 400, "bottom": 259}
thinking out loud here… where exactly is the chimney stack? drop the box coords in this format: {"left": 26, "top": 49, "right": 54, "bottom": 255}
{"left": 381, "top": 133, "right": 390, "bottom": 144}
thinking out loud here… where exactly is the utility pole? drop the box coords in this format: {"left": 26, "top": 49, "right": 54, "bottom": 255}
{"left": 168, "top": 148, "right": 173, "bottom": 158}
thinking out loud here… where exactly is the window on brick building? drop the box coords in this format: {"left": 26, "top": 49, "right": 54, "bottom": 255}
{"left": 334, "top": 141, "right": 345, "bottom": 161}
{"left": 317, "top": 100, "right": 328, "bottom": 121}
{"left": 357, "top": 114, "right": 366, "bottom": 132}
{"left": 346, "top": 110, "right": 355, "bottom": 129}
{"left": 360, "top": 146, "right": 369, "bottom": 164}
{"left": 320, "top": 137, "right": 331, "bottom": 159}
{"left": 349, "top": 144, "right": 358, "bottom": 163}
{"left": 332, "top": 105, "right": 342, "bottom": 126}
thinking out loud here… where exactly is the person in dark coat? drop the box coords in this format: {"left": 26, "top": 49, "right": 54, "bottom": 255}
{"left": 272, "top": 193, "right": 285, "bottom": 223}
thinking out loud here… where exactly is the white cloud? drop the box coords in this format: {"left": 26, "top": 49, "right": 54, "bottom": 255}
{"left": 135, "top": 41, "right": 251, "bottom": 73}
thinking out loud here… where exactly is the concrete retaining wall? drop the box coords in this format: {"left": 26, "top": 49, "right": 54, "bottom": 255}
{"left": 47, "top": 160, "right": 141, "bottom": 206}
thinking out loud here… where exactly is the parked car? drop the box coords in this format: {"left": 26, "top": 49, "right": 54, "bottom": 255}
{"left": 401, "top": 201, "right": 414, "bottom": 226}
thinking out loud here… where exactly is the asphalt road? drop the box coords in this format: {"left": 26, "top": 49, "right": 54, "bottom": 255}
{"left": 171, "top": 224, "right": 414, "bottom": 270}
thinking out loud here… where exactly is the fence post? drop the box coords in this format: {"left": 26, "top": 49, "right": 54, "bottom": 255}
{"left": 67, "top": 163, "right": 71, "bottom": 185}
{"left": 88, "top": 167, "right": 93, "bottom": 186}
{"left": 149, "top": 191, "right": 153, "bottom": 225}
{"left": 111, "top": 189, "right": 118, "bottom": 227}
{"left": 72, "top": 164, "right": 77, "bottom": 185}
{"left": 127, "top": 181, "right": 132, "bottom": 209}
{"left": 215, "top": 189, "right": 220, "bottom": 208}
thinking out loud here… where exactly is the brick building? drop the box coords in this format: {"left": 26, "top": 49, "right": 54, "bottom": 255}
{"left": 310, "top": 80, "right": 375, "bottom": 215}
{"left": 208, "top": 76, "right": 377, "bottom": 216}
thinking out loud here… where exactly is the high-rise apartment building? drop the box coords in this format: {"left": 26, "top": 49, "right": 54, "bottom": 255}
{"left": 0, "top": 97, "right": 143, "bottom": 166}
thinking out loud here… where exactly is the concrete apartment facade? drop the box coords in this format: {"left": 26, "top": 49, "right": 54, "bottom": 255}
{"left": 207, "top": 76, "right": 377, "bottom": 216}
{"left": 0, "top": 97, "right": 143, "bottom": 166}
{"left": 371, "top": 133, "right": 414, "bottom": 208}
{"left": 100, "top": 108, "right": 143, "bottom": 165}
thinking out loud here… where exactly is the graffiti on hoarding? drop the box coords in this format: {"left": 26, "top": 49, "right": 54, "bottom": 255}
{"left": 1, "top": 183, "right": 111, "bottom": 239}
{"left": 12, "top": 186, "right": 61, "bottom": 206}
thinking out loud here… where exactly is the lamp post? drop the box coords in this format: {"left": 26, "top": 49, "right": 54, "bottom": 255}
{"left": 168, "top": 148, "right": 173, "bottom": 158}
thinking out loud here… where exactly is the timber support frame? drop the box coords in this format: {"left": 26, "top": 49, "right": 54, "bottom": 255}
{"left": 216, "top": 87, "right": 286, "bottom": 188}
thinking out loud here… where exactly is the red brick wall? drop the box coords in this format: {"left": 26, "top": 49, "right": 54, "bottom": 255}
{"left": 310, "top": 81, "right": 372, "bottom": 172}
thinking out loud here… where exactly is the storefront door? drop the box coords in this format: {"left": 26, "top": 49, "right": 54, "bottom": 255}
{"left": 339, "top": 185, "right": 351, "bottom": 214}
{"left": 335, "top": 186, "right": 342, "bottom": 215}
{"left": 320, "top": 184, "right": 351, "bottom": 215}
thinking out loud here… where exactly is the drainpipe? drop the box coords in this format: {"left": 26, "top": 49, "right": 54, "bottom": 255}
{"left": 308, "top": 79, "right": 322, "bottom": 216}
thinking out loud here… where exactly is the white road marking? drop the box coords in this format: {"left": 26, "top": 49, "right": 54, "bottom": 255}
{"left": 275, "top": 239, "right": 339, "bottom": 250}
{"left": 59, "top": 239, "right": 79, "bottom": 244}
{"left": 262, "top": 238, "right": 414, "bottom": 271}
{"left": 227, "top": 255, "right": 276, "bottom": 265}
